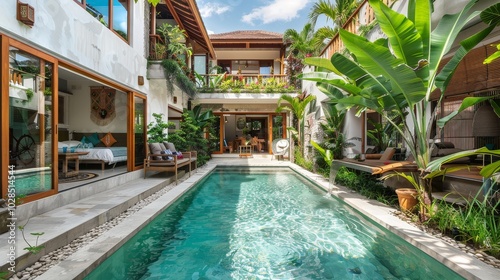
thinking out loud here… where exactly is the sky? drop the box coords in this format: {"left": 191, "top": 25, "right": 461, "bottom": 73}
{"left": 195, "top": 0, "right": 329, "bottom": 35}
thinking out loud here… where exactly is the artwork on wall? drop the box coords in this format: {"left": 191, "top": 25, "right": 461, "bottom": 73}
{"left": 90, "top": 86, "right": 116, "bottom": 126}
{"left": 236, "top": 117, "right": 246, "bottom": 130}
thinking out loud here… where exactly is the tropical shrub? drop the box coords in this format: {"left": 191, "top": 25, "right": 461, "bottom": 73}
{"left": 302, "top": 0, "right": 500, "bottom": 219}
{"left": 166, "top": 105, "right": 216, "bottom": 167}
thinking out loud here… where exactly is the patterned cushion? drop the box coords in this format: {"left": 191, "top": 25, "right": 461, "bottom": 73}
{"left": 173, "top": 151, "right": 183, "bottom": 159}
{"left": 160, "top": 149, "right": 173, "bottom": 160}
{"left": 100, "top": 132, "right": 117, "bottom": 147}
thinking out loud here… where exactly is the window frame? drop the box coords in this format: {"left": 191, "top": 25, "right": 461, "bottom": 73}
{"left": 73, "top": 0, "right": 130, "bottom": 43}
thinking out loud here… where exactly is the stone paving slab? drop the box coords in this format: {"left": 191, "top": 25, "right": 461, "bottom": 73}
{"left": 0, "top": 172, "right": 174, "bottom": 274}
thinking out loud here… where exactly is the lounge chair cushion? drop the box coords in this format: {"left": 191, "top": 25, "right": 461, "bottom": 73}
{"left": 149, "top": 143, "right": 164, "bottom": 160}
{"left": 163, "top": 142, "right": 177, "bottom": 153}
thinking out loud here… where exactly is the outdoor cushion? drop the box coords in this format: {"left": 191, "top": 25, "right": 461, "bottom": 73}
{"left": 164, "top": 142, "right": 177, "bottom": 153}
{"left": 173, "top": 151, "right": 184, "bottom": 159}
{"left": 161, "top": 149, "right": 173, "bottom": 160}
{"left": 149, "top": 143, "right": 163, "bottom": 160}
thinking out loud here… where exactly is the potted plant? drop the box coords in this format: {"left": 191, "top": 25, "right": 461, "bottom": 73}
{"left": 22, "top": 88, "right": 34, "bottom": 105}
{"left": 43, "top": 88, "right": 52, "bottom": 101}
{"left": 395, "top": 188, "right": 418, "bottom": 212}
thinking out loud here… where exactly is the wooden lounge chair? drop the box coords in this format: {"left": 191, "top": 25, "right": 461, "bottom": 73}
{"left": 365, "top": 147, "right": 396, "bottom": 161}
{"left": 143, "top": 142, "right": 195, "bottom": 184}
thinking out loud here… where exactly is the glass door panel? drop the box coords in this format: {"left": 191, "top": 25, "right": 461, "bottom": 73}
{"left": 9, "top": 47, "right": 53, "bottom": 197}
{"left": 133, "top": 95, "right": 145, "bottom": 167}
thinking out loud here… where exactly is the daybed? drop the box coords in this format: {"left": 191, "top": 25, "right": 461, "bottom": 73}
{"left": 430, "top": 141, "right": 476, "bottom": 163}
{"left": 59, "top": 132, "right": 128, "bottom": 170}
{"left": 144, "top": 142, "right": 197, "bottom": 184}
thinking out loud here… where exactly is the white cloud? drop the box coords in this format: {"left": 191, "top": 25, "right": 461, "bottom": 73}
{"left": 207, "top": 29, "right": 215, "bottom": 35}
{"left": 242, "top": 0, "right": 311, "bottom": 25}
{"left": 198, "top": 1, "right": 231, "bottom": 18}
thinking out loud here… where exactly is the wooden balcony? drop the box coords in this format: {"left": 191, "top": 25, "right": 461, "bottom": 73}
{"left": 196, "top": 74, "right": 296, "bottom": 93}
{"left": 321, "top": 0, "right": 395, "bottom": 58}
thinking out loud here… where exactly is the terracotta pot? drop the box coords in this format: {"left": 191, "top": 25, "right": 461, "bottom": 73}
{"left": 395, "top": 188, "right": 418, "bottom": 212}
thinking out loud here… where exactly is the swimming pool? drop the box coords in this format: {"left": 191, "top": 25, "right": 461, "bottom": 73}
{"left": 14, "top": 170, "right": 52, "bottom": 197}
{"left": 86, "top": 167, "right": 463, "bottom": 279}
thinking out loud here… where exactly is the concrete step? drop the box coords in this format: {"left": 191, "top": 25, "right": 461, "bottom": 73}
{"left": 0, "top": 170, "right": 184, "bottom": 273}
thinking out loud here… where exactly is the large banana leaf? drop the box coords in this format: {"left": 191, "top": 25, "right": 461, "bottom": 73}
{"left": 428, "top": 0, "right": 478, "bottom": 70}
{"left": 311, "top": 140, "right": 333, "bottom": 167}
{"left": 303, "top": 57, "right": 339, "bottom": 74}
{"left": 370, "top": 0, "right": 423, "bottom": 67}
{"left": 339, "top": 30, "right": 426, "bottom": 106}
{"left": 300, "top": 72, "right": 363, "bottom": 96}
{"left": 435, "top": 24, "right": 496, "bottom": 92}
{"left": 425, "top": 147, "right": 500, "bottom": 179}
{"left": 407, "top": 0, "right": 431, "bottom": 64}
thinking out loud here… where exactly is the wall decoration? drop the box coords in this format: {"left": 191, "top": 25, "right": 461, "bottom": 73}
{"left": 90, "top": 86, "right": 116, "bottom": 126}
{"left": 236, "top": 117, "right": 246, "bottom": 130}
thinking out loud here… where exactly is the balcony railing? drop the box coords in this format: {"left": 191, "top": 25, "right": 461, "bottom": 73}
{"left": 149, "top": 34, "right": 166, "bottom": 60}
{"left": 196, "top": 74, "right": 296, "bottom": 93}
{"left": 321, "top": 0, "right": 395, "bottom": 58}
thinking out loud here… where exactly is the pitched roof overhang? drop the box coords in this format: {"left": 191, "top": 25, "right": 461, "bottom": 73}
{"left": 210, "top": 30, "right": 284, "bottom": 50}
{"left": 161, "top": 0, "right": 216, "bottom": 58}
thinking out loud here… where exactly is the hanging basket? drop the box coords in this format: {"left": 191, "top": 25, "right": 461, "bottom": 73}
{"left": 395, "top": 188, "right": 418, "bottom": 212}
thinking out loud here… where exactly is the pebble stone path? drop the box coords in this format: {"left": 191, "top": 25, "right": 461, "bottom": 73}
{"left": 8, "top": 181, "right": 500, "bottom": 279}
{"left": 8, "top": 181, "right": 179, "bottom": 280}
{"left": 395, "top": 211, "right": 500, "bottom": 270}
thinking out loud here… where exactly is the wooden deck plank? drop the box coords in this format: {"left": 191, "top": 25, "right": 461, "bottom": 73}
{"left": 334, "top": 159, "right": 417, "bottom": 175}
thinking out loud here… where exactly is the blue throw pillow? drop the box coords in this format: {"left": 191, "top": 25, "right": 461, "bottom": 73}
{"left": 87, "top": 133, "right": 101, "bottom": 146}
{"left": 160, "top": 150, "right": 173, "bottom": 160}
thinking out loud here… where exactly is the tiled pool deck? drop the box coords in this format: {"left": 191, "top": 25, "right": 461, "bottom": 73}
{"left": 1, "top": 155, "right": 499, "bottom": 279}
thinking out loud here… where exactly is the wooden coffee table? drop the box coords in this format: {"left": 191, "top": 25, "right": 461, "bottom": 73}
{"left": 239, "top": 145, "right": 253, "bottom": 158}
{"left": 58, "top": 152, "right": 89, "bottom": 178}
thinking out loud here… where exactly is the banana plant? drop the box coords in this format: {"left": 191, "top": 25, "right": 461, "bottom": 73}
{"left": 276, "top": 92, "right": 316, "bottom": 152}
{"left": 301, "top": 0, "right": 500, "bottom": 215}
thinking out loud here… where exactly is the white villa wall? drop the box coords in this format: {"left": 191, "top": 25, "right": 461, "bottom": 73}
{"left": 0, "top": 0, "right": 149, "bottom": 94}
{"left": 66, "top": 79, "right": 128, "bottom": 134}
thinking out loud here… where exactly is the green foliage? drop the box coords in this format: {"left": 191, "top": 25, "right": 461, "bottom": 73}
{"left": 157, "top": 23, "right": 192, "bottom": 59}
{"left": 22, "top": 88, "right": 34, "bottom": 105}
{"left": 147, "top": 113, "right": 172, "bottom": 143}
{"left": 294, "top": 146, "right": 314, "bottom": 172}
{"left": 161, "top": 59, "right": 196, "bottom": 97}
{"left": 283, "top": 23, "right": 320, "bottom": 58}
{"left": 302, "top": 0, "right": 500, "bottom": 218}
{"left": 308, "top": 0, "right": 359, "bottom": 50}
{"left": 276, "top": 92, "right": 316, "bottom": 154}
{"left": 335, "top": 167, "right": 398, "bottom": 206}
{"left": 166, "top": 105, "right": 216, "bottom": 167}
{"left": 196, "top": 75, "right": 295, "bottom": 93}
{"left": 18, "top": 219, "right": 44, "bottom": 255}
{"left": 426, "top": 192, "right": 500, "bottom": 258}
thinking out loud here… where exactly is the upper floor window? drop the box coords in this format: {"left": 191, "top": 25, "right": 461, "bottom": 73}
{"left": 75, "top": 0, "right": 129, "bottom": 42}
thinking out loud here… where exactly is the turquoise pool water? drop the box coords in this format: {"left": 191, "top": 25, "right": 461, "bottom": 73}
{"left": 86, "top": 167, "right": 463, "bottom": 279}
{"left": 14, "top": 171, "right": 52, "bottom": 196}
